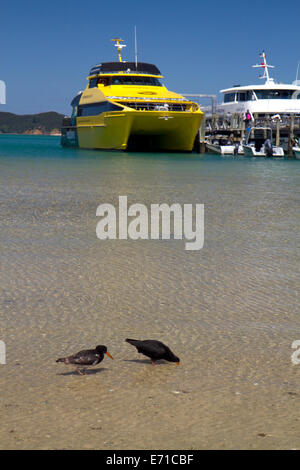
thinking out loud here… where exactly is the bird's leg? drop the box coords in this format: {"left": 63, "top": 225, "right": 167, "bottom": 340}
{"left": 76, "top": 367, "right": 85, "bottom": 375}
{"left": 151, "top": 360, "right": 156, "bottom": 366}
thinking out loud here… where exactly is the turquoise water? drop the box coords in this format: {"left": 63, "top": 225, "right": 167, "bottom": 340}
{"left": 1, "top": 134, "right": 299, "bottom": 346}
{"left": 1, "top": 134, "right": 300, "bottom": 449}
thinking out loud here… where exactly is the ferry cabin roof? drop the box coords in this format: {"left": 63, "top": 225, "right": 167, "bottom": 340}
{"left": 82, "top": 61, "right": 193, "bottom": 105}
{"left": 89, "top": 61, "right": 162, "bottom": 77}
{"left": 87, "top": 62, "right": 164, "bottom": 89}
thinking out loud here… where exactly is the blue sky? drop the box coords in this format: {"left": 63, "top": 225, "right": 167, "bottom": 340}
{"left": 1, "top": 0, "right": 300, "bottom": 115}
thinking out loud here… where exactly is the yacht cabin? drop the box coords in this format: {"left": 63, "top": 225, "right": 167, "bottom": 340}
{"left": 218, "top": 52, "right": 300, "bottom": 117}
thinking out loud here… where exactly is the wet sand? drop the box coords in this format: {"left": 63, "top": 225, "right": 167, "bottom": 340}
{"left": 2, "top": 327, "right": 300, "bottom": 450}
{"left": 0, "top": 137, "right": 299, "bottom": 449}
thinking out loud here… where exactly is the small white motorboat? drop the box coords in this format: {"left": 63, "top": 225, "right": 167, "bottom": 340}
{"left": 243, "top": 142, "right": 284, "bottom": 157}
{"left": 243, "top": 127, "right": 284, "bottom": 157}
{"left": 292, "top": 146, "right": 300, "bottom": 159}
{"left": 206, "top": 137, "right": 244, "bottom": 155}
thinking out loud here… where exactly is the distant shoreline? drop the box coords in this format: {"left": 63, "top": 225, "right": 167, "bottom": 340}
{"left": 0, "top": 132, "right": 61, "bottom": 136}
{"left": 0, "top": 111, "right": 64, "bottom": 135}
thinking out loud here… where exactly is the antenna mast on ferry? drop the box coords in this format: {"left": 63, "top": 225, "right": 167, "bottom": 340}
{"left": 252, "top": 51, "right": 274, "bottom": 83}
{"left": 111, "top": 38, "right": 126, "bottom": 62}
{"left": 134, "top": 26, "right": 138, "bottom": 69}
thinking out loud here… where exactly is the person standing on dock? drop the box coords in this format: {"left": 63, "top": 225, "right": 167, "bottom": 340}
{"left": 226, "top": 112, "right": 232, "bottom": 127}
{"left": 243, "top": 109, "right": 254, "bottom": 141}
{"left": 243, "top": 109, "right": 254, "bottom": 126}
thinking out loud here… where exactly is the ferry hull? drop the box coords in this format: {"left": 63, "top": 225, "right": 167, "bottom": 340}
{"left": 76, "top": 109, "right": 203, "bottom": 152}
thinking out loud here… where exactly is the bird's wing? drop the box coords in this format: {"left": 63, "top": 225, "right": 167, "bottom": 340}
{"left": 138, "top": 340, "right": 167, "bottom": 357}
{"left": 69, "top": 349, "right": 99, "bottom": 365}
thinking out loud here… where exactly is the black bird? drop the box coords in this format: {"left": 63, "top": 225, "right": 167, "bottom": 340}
{"left": 56, "top": 345, "right": 113, "bottom": 375}
{"left": 125, "top": 339, "right": 180, "bottom": 365}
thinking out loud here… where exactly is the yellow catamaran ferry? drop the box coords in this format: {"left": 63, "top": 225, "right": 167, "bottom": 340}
{"left": 61, "top": 39, "right": 203, "bottom": 152}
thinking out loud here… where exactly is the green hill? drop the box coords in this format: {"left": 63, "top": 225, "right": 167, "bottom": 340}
{"left": 0, "top": 111, "right": 64, "bottom": 134}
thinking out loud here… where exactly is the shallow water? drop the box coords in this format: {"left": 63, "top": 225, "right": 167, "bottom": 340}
{"left": 0, "top": 135, "right": 299, "bottom": 449}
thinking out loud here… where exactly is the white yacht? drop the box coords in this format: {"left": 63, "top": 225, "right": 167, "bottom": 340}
{"left": 218, "top": 52, "right": 300, "bottom": 118}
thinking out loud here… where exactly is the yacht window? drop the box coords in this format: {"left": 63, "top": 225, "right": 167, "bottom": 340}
{"left": 237, "top": 91, "right": 255, "bottom": 100}
{"left": 78, "top": 101, "right": 121, "bottom": 116}
{"left": 237, "top": 92, "right": 246, "bottom": 102}
{"left": 110, "top": 76, "right": 162, "bottom": 86}
{"left": 224, "top": 93, "right": 236, "bottom": 103}
{"left": 246, "top": 91, "right": 255, "bottom": 100}
{"left": 255, "top": 89, "right": 295, "bottom": 99}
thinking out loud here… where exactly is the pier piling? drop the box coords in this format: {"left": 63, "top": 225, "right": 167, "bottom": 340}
{"left": 288, "top": 114, "right": 295, "bottom": 157}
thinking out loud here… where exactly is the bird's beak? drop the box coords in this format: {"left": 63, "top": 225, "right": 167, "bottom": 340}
{"left": 105, "top": 352, "right": 114, "bottom": 359}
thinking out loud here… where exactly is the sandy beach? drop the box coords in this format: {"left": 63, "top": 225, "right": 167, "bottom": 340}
{"left": 2, "top": 343, "right": 300, "bottom": 450}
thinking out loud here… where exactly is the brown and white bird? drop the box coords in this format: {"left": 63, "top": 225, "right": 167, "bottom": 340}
{"left": 56, "top": 345, "right": 113, "bottom": 375}
{"left": 125, "top": 339, "right": 180, "bottom": 365}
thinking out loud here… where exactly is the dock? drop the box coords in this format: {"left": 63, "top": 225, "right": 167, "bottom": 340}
{"left": 196, "top": 112, "right": 300, "bottom": 155}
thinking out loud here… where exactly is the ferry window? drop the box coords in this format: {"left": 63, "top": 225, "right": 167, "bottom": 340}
{"left": 111, "top": 78, "right": 121, "bottom": 84}
{"left": 224, "top": 93, "right": 236, "bottom": 103}
{"left": 71, "top": 106, "right": 78, "bottom": 126}
{"left": 71, "top": 106, "right": 78, "bottom": 118}
{"left": 89, "top": 78, "right": 98, "bottom": 88}
{"left": 111, "top": 76, "right": 162, "bottom": 86}
{"left": 78, "top": 101, "right": 120, "bottom": 116}
{"left": 97, "top": 77, "right": 111, "bottom": 86}
{"left": 70, "top": 93, "right": 82, "bottom": 107}
{"left": 255, "top": 90, "right": 294, "bottom": 99}
{"left": 70, "top": 93, "right": 82, "bottom": 123}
